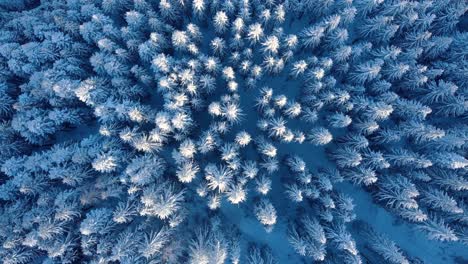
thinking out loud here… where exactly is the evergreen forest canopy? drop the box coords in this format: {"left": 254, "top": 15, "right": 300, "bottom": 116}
{"left": 0, "top": 0, "right": 467, "bottom": 263}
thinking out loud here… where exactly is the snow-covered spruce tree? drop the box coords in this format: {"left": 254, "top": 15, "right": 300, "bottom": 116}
{"left": 140, "top": 182, "right": 185, "bottom": 221}
{"left": 176, "top": 160, "right": 200, "bottom": 183}
{"left": 288, "top": 216, "right": 327, "bottom": 261}
{"left": 420, "top": 187, "right": 463, "bottom": 214}
{"left": 246, "top": 245, "right": 278, "bottom": 264}
{"left": 187, "top": 219, "right": 235, "bottom": 264}
{"left": 79, "top": 208, "right": 114, "bottom": 236}
{"left": 330, "top": 147, "right": 362, "bottom": 168}
{"left": 204, "top": 163, "right": 234, "bottom": 193}
{"left": 376, "top": 174, "right": 420, "bottom": 210}
{"left": 123, "top": 154, "right": 166, "bottom": 186}
{"left": 308, "top": 127, "right": 333, "bottom": 145}
{"left": 326, "top": 223, "right": 359, "bottom": 256}
{"left": 254, "top": 198, "right": 277, "bottom": 233}
{"left": 360, "top": 223, "right": 409, "bottom": 264}
{"left": 417, "top": 215, "right": 459, "bottom": 242}
{"left": 343, "top": 166, "right": 378, "bottom": 186}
